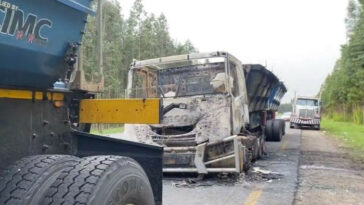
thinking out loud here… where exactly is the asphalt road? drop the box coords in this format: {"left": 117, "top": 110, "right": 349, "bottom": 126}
{"left": 162, "top": 125, "right": 364, "bottom": 205}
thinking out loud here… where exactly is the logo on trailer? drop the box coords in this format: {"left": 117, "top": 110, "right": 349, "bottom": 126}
{"left": 0, "top": 2, "right": 52, "bottom": 44}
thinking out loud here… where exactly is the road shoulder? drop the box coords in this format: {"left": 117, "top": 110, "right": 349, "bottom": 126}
{"left": 295, "top": 130, "right": 364, "bottom": 205}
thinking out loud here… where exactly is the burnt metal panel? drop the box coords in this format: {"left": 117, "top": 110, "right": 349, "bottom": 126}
{"left": 74, "top": 131, "right": 163, "bottom": 205}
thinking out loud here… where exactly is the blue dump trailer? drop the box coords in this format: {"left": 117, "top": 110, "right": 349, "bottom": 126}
{"left": 0, "top": 0, "right": 94, "bottom": 88}
{"left": 0, "top": 1, "right": 163, "bottom": 204}
{"left": 244, "top": 64, "right": 287, "bottom": 141}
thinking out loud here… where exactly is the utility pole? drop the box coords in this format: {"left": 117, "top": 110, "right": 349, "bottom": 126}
{"left": 97, "top": 0, "right": 104, "bottom": 133}
{"left": 98, "top": 0, "right": 103, "bottom": 77}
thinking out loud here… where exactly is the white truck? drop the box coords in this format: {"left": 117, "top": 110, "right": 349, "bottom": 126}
{"left": 290, "top": 96, "right": 321, "bottom": 130}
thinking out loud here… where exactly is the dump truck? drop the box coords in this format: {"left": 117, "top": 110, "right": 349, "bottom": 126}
{"left": 124, "top": 52, "right": 287, "bottom": 174}
{"left": 0, "top": 1, "right": 163, "bottom": 204}
{"left": 290, "top": 96, "right": 321, "bottom": 130}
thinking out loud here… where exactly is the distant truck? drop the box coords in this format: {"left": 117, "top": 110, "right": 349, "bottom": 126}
{"left": 124, "top": 52, "right": 287, "bottom": 174}
{"left": 290, "top": 96, "right": 321, "bottom": 130}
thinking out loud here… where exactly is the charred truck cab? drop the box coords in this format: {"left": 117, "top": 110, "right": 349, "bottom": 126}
{"left": 124, "top": 52, "right": 287, "bottom": 174}
{"left": 0, "top": 1, "right": 162, "bottom": 204}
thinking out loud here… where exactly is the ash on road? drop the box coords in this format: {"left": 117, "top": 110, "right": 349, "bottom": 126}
{"left": 162, "top": 126, "right": 364, "bottom": 205}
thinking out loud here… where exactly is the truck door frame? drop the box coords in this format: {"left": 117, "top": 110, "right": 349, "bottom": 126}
{"left": 226, "top": 55, "right": 249, "bottom": 135}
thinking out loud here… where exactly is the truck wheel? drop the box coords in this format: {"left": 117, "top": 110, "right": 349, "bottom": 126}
{"left": 257, "top": 137, "right": 264, "bottom": 159}
{"left": 0, "top": 155, "right": 79, "bottom": 205}
{"left": 272, "top": 120, "right": 283, "bottom": 142}
{"left": 42, "top": 156, "right": 155, "bottom": 205}
{"left": 265, "top": 120, "right": 274, "bottom": 141}
{"left": 280, "top": 119, "right": 286, "bottom": 136}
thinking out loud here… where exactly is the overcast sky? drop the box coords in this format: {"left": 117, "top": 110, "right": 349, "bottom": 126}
{"left": 118, "top": 0, "right": 348, "bottom": 102}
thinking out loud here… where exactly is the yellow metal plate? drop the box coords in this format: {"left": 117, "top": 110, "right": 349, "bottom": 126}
{"left": 0, "top": 88, "right": 64, "bottom": 101}
{"left": 79, "top": 98, "right": 160, "bottom": 124}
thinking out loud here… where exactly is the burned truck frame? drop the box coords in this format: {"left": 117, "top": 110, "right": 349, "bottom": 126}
{"left": 124, "top": 52, "right": 287, "bottom": 174}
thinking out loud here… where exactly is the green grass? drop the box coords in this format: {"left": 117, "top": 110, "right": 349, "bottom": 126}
{"left": 91, "top": 126, "right": 124, "bottom": 135}
{"left": 322, "top": 118, "right": 364, "bottom": 153}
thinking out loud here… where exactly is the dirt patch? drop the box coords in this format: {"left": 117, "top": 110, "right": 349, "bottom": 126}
{"left": 323, "top": 131, "right": 364, "bottom": 168}
{"left": 295, "top": 130, "right": 364, "bottom": 205}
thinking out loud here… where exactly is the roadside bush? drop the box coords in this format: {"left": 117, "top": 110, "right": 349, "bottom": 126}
{"left": 353, "top": 106, "right": 364, "bottom": 124}
{"left": 324, "top": 104, "right": 364, "bottom": 125}
{"left": 331, "top": 112, "right": 346, "bottom": 122}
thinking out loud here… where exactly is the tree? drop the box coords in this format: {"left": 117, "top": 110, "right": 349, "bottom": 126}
{"left": 321, "top": 0, "right": 364, "bottom": 123}
{"left": 81, "top": 0, "right": 197, "bottom": 98}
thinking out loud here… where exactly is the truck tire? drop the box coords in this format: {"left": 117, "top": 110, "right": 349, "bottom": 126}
{"left": 42, "top": 155, "right": 155, "bottom": 205}
{"left": 314, "top": 125, "right": 321, "bottom": 130}
{"left": 265, "top": 120, "right": 274, "bottom": 141}
{"left": 257, "top": 137, "right": 264, "bottom": 159}
{"left": 272, "top": 120, "right": 283, "bottom": 142}
{"left": 279, "top": 119, "right": 286, "bottom": 135}
{"left": 0, "top": 155, "right": 79, "bottom": 205}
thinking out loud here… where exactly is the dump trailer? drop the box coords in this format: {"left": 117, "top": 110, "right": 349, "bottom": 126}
{"left": 244, "top": 64, "right": 287, "bottom": 141}
{"left": 124, "top": 52, "right": 286, "bottom": 174}
{"left": 243, "top": 64, "right": 287, "bottom": 141}
{"left": 290, "top": 96, "right": 321, "bottom": 130}
{"left": 0, "top": 1, "right": 163, "bottom": 204}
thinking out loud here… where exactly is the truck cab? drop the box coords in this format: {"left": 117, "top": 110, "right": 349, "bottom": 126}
{"left": 290, "top": 96, "right": 321, "bottom": 130}
{"left": 124, "top": 51, "right": 251, "bottom": 173}
{"left": 125, "top": 52, "right": 249, "bottom": 145}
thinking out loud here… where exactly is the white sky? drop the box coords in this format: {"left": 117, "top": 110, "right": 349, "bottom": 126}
{"left": 118, "top": 0, "right": 348, "bottom": 102}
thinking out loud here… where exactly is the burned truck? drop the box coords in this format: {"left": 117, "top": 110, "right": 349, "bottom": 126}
{"left": 124, "top": 52, "right": 286, "bottom": 174}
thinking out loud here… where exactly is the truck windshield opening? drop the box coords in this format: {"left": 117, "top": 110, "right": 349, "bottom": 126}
{"left": 296, "top": 99, "right": 318, "bottom": 106}
{"left": 128, "top": 62, "right": 227, "bottom": 98}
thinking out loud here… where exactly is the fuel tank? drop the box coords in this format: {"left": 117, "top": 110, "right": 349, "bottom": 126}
{"left": 0, "top": 0, "right": 94, "bottom": 89}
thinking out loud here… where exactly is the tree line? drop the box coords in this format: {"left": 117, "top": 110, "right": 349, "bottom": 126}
{"left": 81, "top": 0, "right": 197, "bottom": 98}
{"left": 278, "top": 103, "right": 292, "bottom": 113}
{"left": 321, "top": 0, "right": 364, "bottom": 124}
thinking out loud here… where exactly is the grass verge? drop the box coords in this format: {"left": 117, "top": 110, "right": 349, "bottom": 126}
{"left": 322, "top": 118, "right": 364, "bottom": 161}
{"left": 91, "top": 126, "right": 124, "bottom": 135}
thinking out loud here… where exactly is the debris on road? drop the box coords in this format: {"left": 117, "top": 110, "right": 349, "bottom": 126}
{"left": 169, "top": 167, "right": 284, "bottom": 189}
{"left": 246, "top": 166, "right": 283, "bottom": 182}
{"left": 170, "top": 173, "right": 246, "bottom": 188}
{"left": 172, "top": 178, "right": 214, "bottom": 188}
